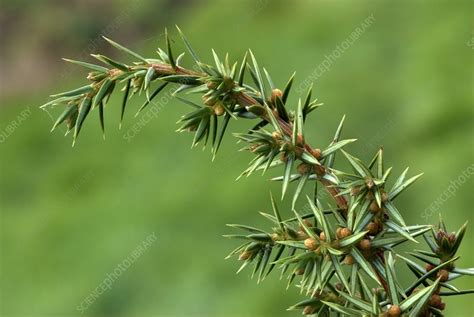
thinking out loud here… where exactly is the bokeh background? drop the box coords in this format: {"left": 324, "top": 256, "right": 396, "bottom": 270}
{"left": 1, "top": 0, "right": 473, "bottom": 316}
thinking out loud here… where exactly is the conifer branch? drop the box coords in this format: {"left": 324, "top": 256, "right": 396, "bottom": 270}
{"left": 40, "top": 27, "right": 472, "bottom": 316}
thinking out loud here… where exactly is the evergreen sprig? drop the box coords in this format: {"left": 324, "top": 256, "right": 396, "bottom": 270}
{"left": 41, "top": 27, "right": 473, "bottom": 316}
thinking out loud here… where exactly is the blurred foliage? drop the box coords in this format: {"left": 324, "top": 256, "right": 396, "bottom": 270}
{"left": 0, "top": 0, "right": 473, "bottom": 316}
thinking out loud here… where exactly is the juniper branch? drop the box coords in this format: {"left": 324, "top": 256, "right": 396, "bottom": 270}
{"left": 40, "top": 27, "right": 473, "bottom": 317}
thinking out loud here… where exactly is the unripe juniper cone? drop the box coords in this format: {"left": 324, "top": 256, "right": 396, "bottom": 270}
{"left": 40, "top": 27, "right": 473, "bottom": 316}
{"left": 369, "top": 200, "right": 382, "bottom": 212}
{"left": 367, "top": 222, "right": 379, "bottom": 235}
{"left": 437, "top": 269, "right": 450, "bottom": 282}
{"left": 213, "top": 101, "right": 225, "bottom": 116}
{"left": 358, "top": 239, "right": 371, "bottom": 250}
{"left": 339, "top": 227, "right": 352, "bottom": 239}
{"left": 319, "top": 232, "right": 326, "bottom": 241}
{"left": 343, "top": 255, "right": 355, "bottom": 265}
{"left": 303, "top": 306, "right": 316, "bottom": 315}
{"left": 304, "top": 238, "right": 318, "bottom": 250}
{"left": 270, "top": 88, "right": 283, "bottom": 103}
{"left": 388, "top": 305, "right": 401, "bottom": 317}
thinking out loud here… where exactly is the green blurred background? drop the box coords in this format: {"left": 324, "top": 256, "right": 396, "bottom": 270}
{"left": 1, "top": 0, "right": 473, "bottom": 316}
